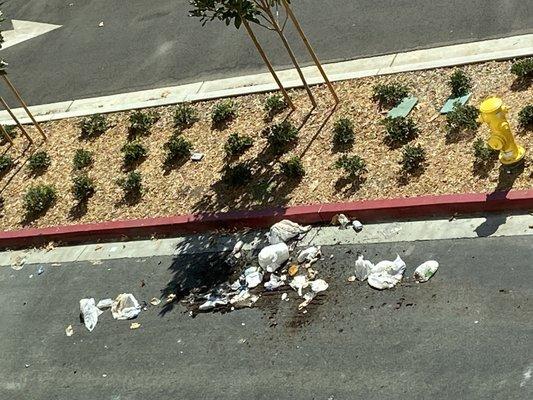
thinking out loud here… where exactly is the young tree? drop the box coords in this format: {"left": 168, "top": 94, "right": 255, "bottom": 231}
{"left": 190, "top": 1, "right": 339, "bottom": 108}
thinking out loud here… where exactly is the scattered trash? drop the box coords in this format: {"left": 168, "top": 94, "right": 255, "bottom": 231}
{"left": 111, "top": 293, "right": 141, "bottom": 320}
{"left": 297, "top": 246, "right": 321, "bottom": 264}
{"left": 414, "top": 261, "right": 439, "bottom": 283}
{"left": 264, "top": 274, "right": 286, "bottom": 291}
{"left": 79, "top": 298, "right": 103, "bottom": 332}
{"left": 288, "top": 264, "right": 299, "bottom": 277}
{"left": 307, "top": 268, "right": 318, "bottom": 279}
{"left": 28, "top": 274, "right": 33, "bottom": 279}
{"left": 243, "top": 266, "right": 263, "bottom": 289}
{"left": 25, "top": 364, "right": 30, "bottom": 368}
{"left": 232, "top": 240, "right": 244, "bottom": 259}
{"left": 90, "top": 260, "right": 103, "bottom": 265}
{"left": 98, "top": 21, "right": 104, "bottom": 27}
{"left": 96, "top": 298, "right": 113, "bottom": 310}
{"left": 347, "top": 275, "right": 356, "bottom": 282}
{"left": 51, "top": 263, "right": 61, "bottom": 267}
{"left": 331, "top": 213, "right": 350, "bottom": 229}
{"left": 258, "top": 243, "right": 289, "bottom": 273}
{"left": 130, "top": 322, "right": 141, "bottom": 330}
{"left": 65, "top": 325, "right": 74, "bottom": 337}
{"left": 238, "top": 338, "right": 247, "bottom": 344}
{"left": 166, "top": 293, "right": 176, "bottom": 303}
{"left": 354, "top": 254, "right": 373, "bottom": 281}
{"left": 367, "top": 255, "right": 406, "bottom": 290}
{"left": 281, "top": 293, "right": 288, "bottom": 301}
{"left": 352, "top": 220, "right": 363, "bottom": 232}
{"left": 199, "top": 293, "right": 229, "bottom": 310}
{"left": 191, "top": 152, "right": 204, "bottom": 161}
{"left": 298, "top": 292, "right": 316, "bottom": 310}
{"left": 37, "top": 266, "right": 44, "bottom": 275}
{"left": 11, "top": 255, "right": 26, "bottom": 270}
{"left": 310, "top": 279, "right": 329, "bottom": 293}
{"left": 150, "top": 297, "right": 161, "bottom": 306}
{"left": 267, "top": 220, "right": 311, "bottom": 244}
{"left": 290, "top": 275, "right": 309, "bottom": 297}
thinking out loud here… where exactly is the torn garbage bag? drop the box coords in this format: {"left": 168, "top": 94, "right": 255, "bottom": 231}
{"left": 80, "top": 298, "right": 103, "bottom": 332}
{"left": 111, "top": 293, "right": 141, "bottom": 320}
{"left": 414, "top": 260, "right": 439, "bottom": 282}
{"left": 267, "top": 219, "right": 311, "bottom": 244}
{"left": 243, "top": 266, "right": 263, "bottom": 289}
{"left": 290, "top": 275, "right": 309, "bottom": 297}
{"left": 367, "top": 255, "right": 406, "bottom": 290}
{"left": 297, "top": 246, "right": 321, "bottom": 264}
{"left": 264, "top": 274, "right": 286, "bottom": 291}
{"left": 258, "top": 243, "right": 289, "bottom": 273}
{"left": 96, "top": 298, "right": 114, "bottom": 310}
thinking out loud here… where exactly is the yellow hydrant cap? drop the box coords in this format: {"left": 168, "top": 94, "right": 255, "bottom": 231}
{"left": 480, "top": 97, "right": 503, "bottom": 114}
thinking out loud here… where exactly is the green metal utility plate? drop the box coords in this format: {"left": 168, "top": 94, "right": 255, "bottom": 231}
{"left": 387, "top": 96, "right": 418, "bottom": 118}
{"left": 440, "top": 93, "right": 471, "bottom": 114}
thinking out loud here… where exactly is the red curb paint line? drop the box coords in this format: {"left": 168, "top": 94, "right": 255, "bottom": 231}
{"left": 0, "top": 189, "right": 532, "bottom": 249}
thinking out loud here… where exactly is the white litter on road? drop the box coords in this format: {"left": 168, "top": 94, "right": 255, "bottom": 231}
{"left": 96, "top": 298, "right": 114, "bottom": 310}
{"left": 414, "top": 261, "right": 439, "bottom": 282}
{"left": 111, "top": 293, "right": 141, "bottom": 320}
{"left": 258, "top": 243, "right": 289, "bottom": 273}
{"left": 267, "top": 219, "right": 311, "bottom": 244}
{"left": 79, "top": 298, "right": 103, "bottom": 332}
{"left": 355, "top": 255, "right": 374, "bottom": 281}
{"left": 297, "top": 246, "right": 321, "bottom": 264}
{"left": 367, "top": 255, "right": 406, "bottom": 290}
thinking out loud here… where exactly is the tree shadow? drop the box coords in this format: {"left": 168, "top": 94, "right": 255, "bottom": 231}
{"left": 20, "top": 202, "right": 57, "bottom": 226}
{"left": 334, "top": 175, "right": 366, "bottom": 195}
{"left": 299, "top": 104, "right": 337, "bottom": 158}
{"left": 445, "top": 128, "right": 477, "bottom": 144}
{"left": 159, "top": 229, "right": 267, "bottom": 316}
{"left": 115, "top": 190, "right": 143, "bottom": 207}
{"left": 68, "top": 199, "right": 90, "bottom": 220}
{"left": 510, "top": 76, "right": 531, "bottom": 92}
{"left": 397, "top": 166, "right": 426, "bottom": 186}
{"left": 331, "top": 140, "right": 354, "bottom": 154}
{"left": 162, "top": 157, "right": 189, "bottom": 176}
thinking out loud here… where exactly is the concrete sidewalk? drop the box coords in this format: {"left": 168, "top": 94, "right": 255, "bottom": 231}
{"left": 1, "top": 34, "right": 532, "bottom": 125}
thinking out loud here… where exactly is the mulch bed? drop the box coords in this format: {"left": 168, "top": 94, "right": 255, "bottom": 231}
{"left": 0, "top": 60, "right": 531, "bottom": 231}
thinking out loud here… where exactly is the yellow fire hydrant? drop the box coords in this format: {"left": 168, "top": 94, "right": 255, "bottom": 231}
{"left": 478, "top": 97, "right": 526, "bottom": 165}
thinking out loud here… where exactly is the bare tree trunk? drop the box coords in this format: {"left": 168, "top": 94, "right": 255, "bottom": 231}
{"left": 242, "top": 19, "right": 295, "bottom": 110}
{"left": 1, "top": 74, "right": 46, "bottom": 140}
{"left": 281, "top": 0, "right": 339, "bottom": 104}
{"left": 0, "top": 96, "right": 33, "bottom": 143}
{"left": 261, "top": 1, "right": 317, "bottom": 107}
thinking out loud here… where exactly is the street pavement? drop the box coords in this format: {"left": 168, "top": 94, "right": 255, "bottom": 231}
{"left": 0, "top": 0, "right": 531, "bottom": 105}
{"left": 0, "top": 234, "right": 531, "bottom": 399}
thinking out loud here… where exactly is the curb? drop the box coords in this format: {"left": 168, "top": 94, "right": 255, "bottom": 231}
{"left": 1, "top": 34, "right": 532, "bottom": 125}
{"left": 1, "top": 189, "right": 532, "bottom": 249}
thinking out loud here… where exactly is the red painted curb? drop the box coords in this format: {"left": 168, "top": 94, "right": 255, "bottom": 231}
{"left": 0, "top": 189, "right": 532, "bottom": 249}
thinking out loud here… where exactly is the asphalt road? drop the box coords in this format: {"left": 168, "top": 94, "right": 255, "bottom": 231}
{"left": 0, "top": 235, "right": 531, "bottom": 399}
{"left": 0, "top": 0, "right": 531, "bottom": 105}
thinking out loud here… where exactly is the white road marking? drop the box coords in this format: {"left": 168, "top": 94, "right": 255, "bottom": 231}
{"left": 1, "top": 20, "right": 62, "bottom": 50}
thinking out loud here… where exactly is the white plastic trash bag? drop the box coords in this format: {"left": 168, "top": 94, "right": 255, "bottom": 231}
{"left": 414, "top": 260, "right": 439, "bottom": 282}
{"left": 297, "top": 246, "right": 321, "bottom": 264}
{"left": 258, "top": 243, "right": 290, "bottom": 273}
{"left": 290, "top": 275, "right": 309, "bottom": 297}
{"left": 367, "top": 255, "right": 406, "bottom": 290}
{"left": 264, "top": 274, "right": 286, "bottom": 291}
{"left": 243, "top": 266, "right": 263, "bottom": 289}
{"left": 80, "top": 298, "right": 103, "bottom": 332}
{"left": 310, "top": 279, "right": 329, "bottom": 293}
{"left": 111, "top": 293, "right": 141, "bottom": 320}
{"left": 267, "top": 220, "right": 311, "bottom": 244}
{"left": 355, "top": 255, "right": 374, "bottom": 281}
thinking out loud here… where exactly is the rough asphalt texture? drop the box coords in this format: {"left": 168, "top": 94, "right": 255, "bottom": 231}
{"left": 0, "top": 0, "right": 532, "bottom": 105}
{"left": 0, "top": 235, "right": 531, "bottom": 399}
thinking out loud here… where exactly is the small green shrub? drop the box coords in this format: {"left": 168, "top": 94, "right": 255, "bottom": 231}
{"left": 117, "top": 171, "right": 142, "bottom": 197}
{"left": 212, "top": 100, "right": 237, "bottom": 125}
{"left": 446, "top": 103, "right": 480, "bottom": 133}
{"left": 224, "top": 133, "right": 253, "bottom": 157}
{"left": 448, "top": 70, "right": 471, "bottom": 97}
{"left": 225, "top": 163, "right": 252, "bottom": 186}
{"left": 510, "top": 58, "right": 533, "bottom": 78}
{"left": 381, "top": 116, "right": 418, "bottom": 144}
{"left": 73, "top": 149, "right": 93, "bottom": 170}
{"left": 518, "top": 105, "right": 533, "bottom": 128}
{"left": 174, "top": 104, "right": 199, "bottom": 129}
{"left": 266, "top": 121, "right": 298, "bottom": 152}
{"left": 473, "top": 138, "right": 496, "bottom": 162}
{"left": 265, "top": 94, "right": 287, "bottom": 115}
{"left": 372, "top": 83, "right": 409, "bottom": 107}
{"left": 79, "top": 114, "right": 108, "bottom": 138}
{"left": 401, "top": 144, "right": 426, "bottom": 172}
{"left": 23, "top": 184, "right": 57, "bottom": 215}
{"left": 72, "top": 174, "right": 95, "bottom": 202}
{"left": 334, "top": 154, "right": 367, "bottom": 178}
{"left": 0, "top": 154, "right": 13, "bottom": 173}
{"left": 164, "top": 134, "right": 192, "bottom": 164}
{"left": 332, "top": 118, "right": 355, "bottom": 146}
{"left": 280, "top": 156, "right": 305, "bottom": 179}
{"left": 129, "top": 110, "right": 159, "bottom": 136}
{"left": 121, "top": 142, "right": 147, "bottom": 166}
{"left": 2, "top": 125, "right": 17, "bottom": 140}
{"left": 27, "top": 151, "right": 51, "bottom": 173}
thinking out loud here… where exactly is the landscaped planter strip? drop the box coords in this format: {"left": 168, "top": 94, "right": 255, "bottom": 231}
{"left": 0, "top": 189, "right": 532, "bottom": 249}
